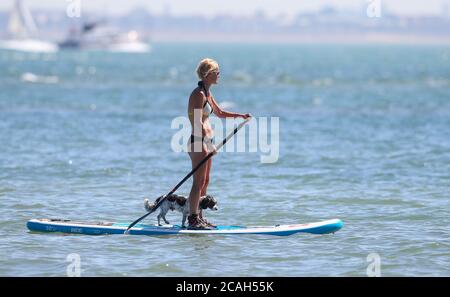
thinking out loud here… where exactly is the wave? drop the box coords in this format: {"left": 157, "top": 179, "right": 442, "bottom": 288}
{"left": 21, "top": 72, "right": 59, "bottom": 84}
{"left": 218, "top": 101, "right": 235, "bottom": 109}
{"left": 230, "top": 70, "right": 253, "bottom": 83}
{"left": 425, "top": 78, "right": 450, "bottom": 88}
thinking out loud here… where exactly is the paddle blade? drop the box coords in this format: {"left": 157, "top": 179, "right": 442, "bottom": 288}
{"left": 124, "top": 195, "right": 165, "bottom": 234}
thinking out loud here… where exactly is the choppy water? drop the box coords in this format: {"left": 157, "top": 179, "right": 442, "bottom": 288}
{"left": 1, "top": 44, "right": 449, "bottom": 276}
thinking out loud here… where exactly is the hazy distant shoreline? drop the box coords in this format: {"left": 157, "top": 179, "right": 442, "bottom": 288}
{"left": 149, "top": 32, "right": 450, "bottom": 45}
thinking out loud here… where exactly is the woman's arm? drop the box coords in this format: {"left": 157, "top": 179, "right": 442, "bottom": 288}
{"left": 208, "top": 95, "right": 251, "bottom": 119}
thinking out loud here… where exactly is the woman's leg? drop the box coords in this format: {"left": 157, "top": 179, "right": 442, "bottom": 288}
{"left": 199, "top": 158, "right": 212, "bottom": 219}
{"left": 200, "top": 158, "right": 212, "bottom": 197}
{"left": 188, "top": 147, "right": 208, "bottom": 216}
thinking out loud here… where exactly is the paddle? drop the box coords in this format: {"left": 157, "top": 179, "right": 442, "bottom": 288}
{"left": 124, "top": 117, "right": 252, "bottom": 234}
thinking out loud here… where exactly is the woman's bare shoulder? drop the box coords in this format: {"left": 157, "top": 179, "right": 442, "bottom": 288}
{"left": 189, "top": 87, "right": 205, "bottom": 102}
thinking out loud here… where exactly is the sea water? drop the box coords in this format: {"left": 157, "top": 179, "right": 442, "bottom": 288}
{"left": 0, "top": 43, "right": 449, "bottom": 276}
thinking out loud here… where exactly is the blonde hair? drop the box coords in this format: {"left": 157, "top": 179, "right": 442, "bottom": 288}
{"left": 196, "top": 58, "right": 219, "bottom": 80}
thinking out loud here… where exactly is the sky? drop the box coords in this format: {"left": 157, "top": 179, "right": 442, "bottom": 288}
{"left": 0, "top": 0, "right": 449, "bottom": 18}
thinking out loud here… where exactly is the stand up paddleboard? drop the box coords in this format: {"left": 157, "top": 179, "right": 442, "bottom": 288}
{"left": 27, "top": 218, "right": 343, "bottom": 236}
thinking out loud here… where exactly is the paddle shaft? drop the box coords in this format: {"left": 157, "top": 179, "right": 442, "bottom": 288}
{"left": 125, "top": 117, "right": 251, "bottom": 233}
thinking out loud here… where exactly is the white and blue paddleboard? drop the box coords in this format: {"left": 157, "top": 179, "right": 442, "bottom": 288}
{"left": 27, "top": 218, "right": 343, "bottom": 236}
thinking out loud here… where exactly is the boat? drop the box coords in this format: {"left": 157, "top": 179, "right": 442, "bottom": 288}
{"left": 27, "top": 218, "right": 343, "bottom": 236}
{"left": 0, "top": 0, "right": 58, "bottom": 53}
{"left": 58, "top": 21, "right": 150, "bottom": 53}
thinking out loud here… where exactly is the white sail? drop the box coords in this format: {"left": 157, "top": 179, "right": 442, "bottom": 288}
{"left": 7, "top": 3, "right": 25, "bottom": 37}
{"left": 0, "top": 0, "right": 58, "bottom": 52}
{"left": 7, "top": 0, "right": 37, "bottom": 38}
{"left": 19, "top": 0, "right": 38, "bottom": 35}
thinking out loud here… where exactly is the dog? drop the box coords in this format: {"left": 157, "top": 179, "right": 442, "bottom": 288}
{"left": 144, "top": 194, "right": 218, "bottom": 227}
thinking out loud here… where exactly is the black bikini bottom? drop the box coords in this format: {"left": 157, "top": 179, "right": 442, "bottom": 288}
{"left": 190, "top": 135, "right": 214, "bottom": 144}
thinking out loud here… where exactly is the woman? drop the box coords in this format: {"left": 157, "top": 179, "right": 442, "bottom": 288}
{"left": 187, "top": 58, "right": 251, "bottom": 230}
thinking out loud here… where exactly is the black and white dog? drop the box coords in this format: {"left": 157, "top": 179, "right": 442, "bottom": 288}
{"left": 144, "top": 194, "right": 218, "bottom": 227}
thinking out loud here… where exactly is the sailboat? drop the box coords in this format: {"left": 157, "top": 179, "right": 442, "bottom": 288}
{"left": 0, "top": 0, "right": 58, "bottom": 53}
